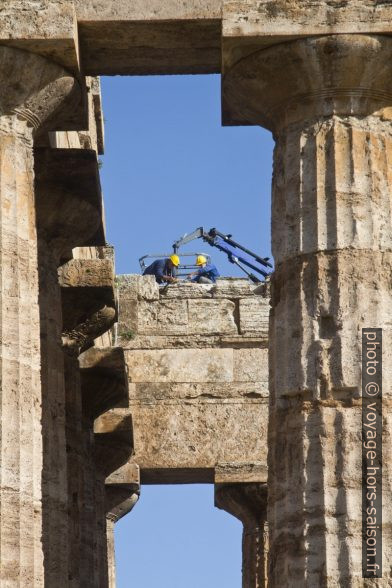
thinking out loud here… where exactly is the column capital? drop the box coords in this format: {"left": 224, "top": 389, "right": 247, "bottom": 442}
{"left": 215, "top": 482, "right": 267, "bottom": 528}
{"left": 0, "top": 45, "right": 80, "bottom": 133}
{"left": 223, "top": 34, "right": 392, "bottom": 134}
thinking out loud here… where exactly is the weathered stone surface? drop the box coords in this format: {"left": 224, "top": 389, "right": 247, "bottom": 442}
{"left": 76, "top": 0, "right": 222, "bottom": 75}
{"left": 94, "top": 410, "right": 134, "bottom": 477}
{"left": 125, "top": 349, "right": 234, "bottom": 383}
{"left": 59, "top": 259, "right": 114, "bottom": 288}
{"left": 215, "top": 482, "right": 268, "bottom": 588}
{"left": 188, "top": 298, "right": 237, "bottom": 334}
{"left": 0, "top": 0, "right": 79, "bottom": 70}
{"left": 60, "top": 258, "right": 116, "bottom": 354}
{"left": 223, "top": 33, "right": 392, "bottom": 131}
{"left": 211, "top": 278, "right": 257, "bottom": 298}
{"left": 239, "top": 297, "right": 269, "bottom": 336}
{"left": 35, "top": 148, "right": 105, "bottom": 259}
{"left": 234, "top": 348, "right": 268, "bottom": 384}
{"left": 129, "top": 381, "right": 266, "bottom": 401}
{"left": 79, "top": 347, "right": 129, "bottom": 418}
{"left": 223, "top": 31, "right": 392, "bottom": 586}
{"left": 223, "top": 0, "right": 392, "bottom": 44}
{"left": 160, "top": 281, "right": 213, "bottom": 298}
{"left": 76, "top": 0, "right": 222, "bottom": 21}
{"left": 117, "top": 274, "right": 268, "bottom": 492}
{"left": 0, "top": 45, "right": 80, "bottom": 586}
{"left": 137, "top": 299, "right": 189, "bottom": 335}
{"left": 116, "top": 274, "right": 159, "bottom": 301}
{"left": 215, "top": 462, "right": 267, "bottom": 484}
{"left": 130, "top": 398, "right": 268, "bottom": 484}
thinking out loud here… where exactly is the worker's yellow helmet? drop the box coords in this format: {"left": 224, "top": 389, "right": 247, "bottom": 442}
{"left": 170, "top": 254, "right": 180, "bottom": 267}
{"left": 196, "top": 255, "right": 207, "bottom": 266}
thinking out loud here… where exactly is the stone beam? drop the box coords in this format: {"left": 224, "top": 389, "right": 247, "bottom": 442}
{"left": 75, "top": 0, "right": 222, "bottom": 75}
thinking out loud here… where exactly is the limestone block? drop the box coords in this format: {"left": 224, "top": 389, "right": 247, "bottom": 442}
{"left": 129, "top": 398, "right": 268, "bottom": 483}
{"left": 105, "top": 462, "right": 140, "bottom": 487}
{"left": 212, "top": 278, "right": 256, "bottom": 298}
{"left": 76, "top": 0, "right": 221, "bottom": 76}
{"left": 160, "top": 282, "right": 213, "bottom": 298}
{"left": 234, "top": 348, "right": 268, "bottom": 383}
{"left": 118, "top": 333, "right": 223, "bottom": 350}
{"left": 188, "top": 299, "right": 237, "bottom": 334}
{"left": 215, "top": 462, "right": 268, "bottom": 484}
{"left": 239, "top": 297, "right": 269, "bottom": 336}
{"left": 223, "top": 0, "right": 392, "bottom": 48}
{"left": 137, "top": 300, "right": 189, "bottom": 335}
{"left": 59, "top": 259, "right": 114, "bottom": 288}
{"left": 94, "top": 410, "right": 134, "bottom": 476}
{"left": 116, "top": 274, "right": 159, "bottom": 301}
{"left": 79, "top": 347, "right": 129, "bottom": 418}
{"left": 76, "top": 0, "right": 222, "bottom": 21}
{"left": 35, "top": 148, "right": 105, "bottom": 258}
{"left": 0, "top": 0, "right": 79, "bottom": 70}
{"left": 125, "top": 349, "right": 234, "bottom": 383}
{"left": 130, "top": 381, "right": 267, "bottom": 401}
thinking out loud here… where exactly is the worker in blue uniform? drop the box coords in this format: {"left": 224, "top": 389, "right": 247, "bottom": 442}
{"left": 143, "top": 254, "right": 180, "bottom": 284}
{"left": 188, "top": 255, "right": 220, "bottom": 284}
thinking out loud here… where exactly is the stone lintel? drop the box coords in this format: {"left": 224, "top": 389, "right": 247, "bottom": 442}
{"left": 94, "top": 410, "right": 134, "bottom": 477}
{"left": 215, "top": 462, "right": 268, "bottom": 485}
{"left": 75, "top": 0, "right": 222, "bottom": 75}
{"left": 140, "top": 467, "right": 215, "bottom": 485}
{"left": 35, "top": 148, "right": 105, "bottom": 259}
{"left": 79, "top": 347, "right": 129, "bottom": 419}
{"left": 0, "top": 1, "right": 80, "bottom": 72}
{"left": 222, "top": 1, "right": 392, "bottom": 125}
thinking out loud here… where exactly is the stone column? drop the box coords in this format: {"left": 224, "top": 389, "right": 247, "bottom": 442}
{"left": 215, "top": 483, "right": 268, "bottom": 587}
{"left": 0, "top": 46, "right": 79, "bottom": 585}
{"left": 224, "top": 35, "right": 392, "bottom": 585}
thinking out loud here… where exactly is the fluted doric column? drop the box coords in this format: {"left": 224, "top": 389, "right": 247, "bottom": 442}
{"left": 215, "top": 483, "right": 268, "bottom": 587}
{"left": 0, "top": 46, "right": 79, "bottom": 585}
{"left": 224, "top": 35, "right": 392, "bottom": 585}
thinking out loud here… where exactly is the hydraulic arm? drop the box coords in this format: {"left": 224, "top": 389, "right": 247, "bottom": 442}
{"left": 172, "top": 227, "right": 272, "bottom": 282}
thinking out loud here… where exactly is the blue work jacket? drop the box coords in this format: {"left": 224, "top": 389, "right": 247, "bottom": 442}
{"left": 191, "top": 263, "right": 220, "bottom": 283}
{"left": 143, "top": 259, "right": 174, "bottom": 284}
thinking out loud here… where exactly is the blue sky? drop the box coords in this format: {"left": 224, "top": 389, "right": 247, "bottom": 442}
{"left": 100, "top": 74, "right": 273, "bottom": 587}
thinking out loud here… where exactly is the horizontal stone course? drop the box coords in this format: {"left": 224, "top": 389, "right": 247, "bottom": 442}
{"left": 117, "top": 273, "right": 269, "bottom": 484}
{"left": 125, "top": 348, "right": 234, "bottom": 383}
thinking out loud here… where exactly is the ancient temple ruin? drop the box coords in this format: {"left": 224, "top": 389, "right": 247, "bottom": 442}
{"left": 0, "top": 1, "right": 391, "bottom": 586}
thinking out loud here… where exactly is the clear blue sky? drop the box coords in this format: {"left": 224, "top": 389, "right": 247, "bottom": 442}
{"left": 100, "top": 74, "right": 273, "bottom": 587}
